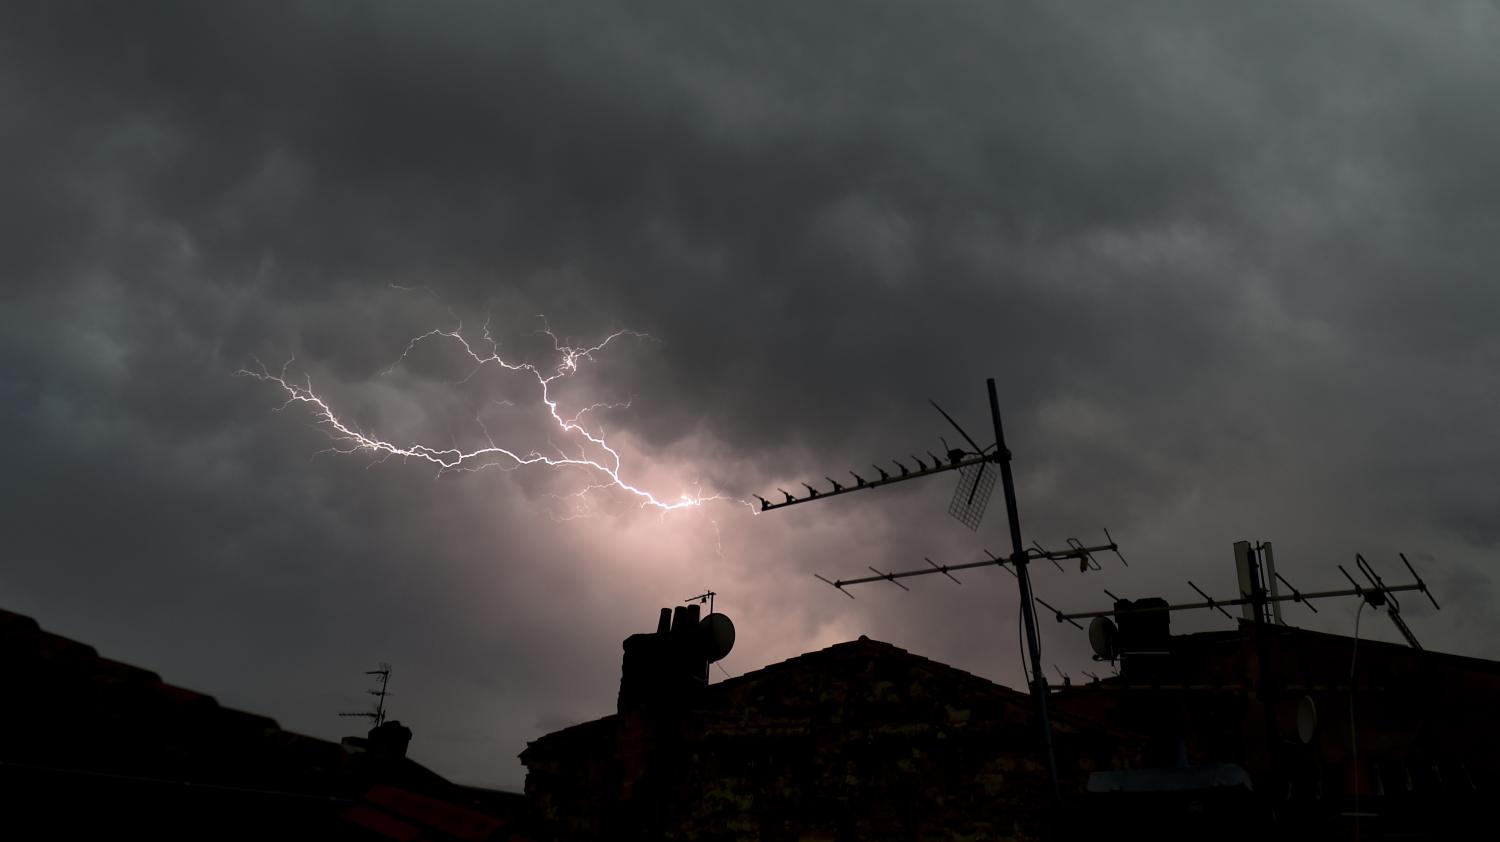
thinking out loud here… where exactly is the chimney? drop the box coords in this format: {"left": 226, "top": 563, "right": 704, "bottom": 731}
{"left": 366, "top": 720, "right": 412, "bottom": 762}
{"left": 1115, "top": 597, "right": 1171, "bottom": 680}
{"left": 618, "top": 607, "right": 711, "bottom": 713}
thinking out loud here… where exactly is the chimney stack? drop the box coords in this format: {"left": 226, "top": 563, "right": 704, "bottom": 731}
{"left": 618, "top": 607, "right": 711, "bottom": 713}
{"left": 366, "top": 720, "right": 412, "bottom": 762}
{"left": 1115, "top": 597, "right": 1171, "bottom": 680}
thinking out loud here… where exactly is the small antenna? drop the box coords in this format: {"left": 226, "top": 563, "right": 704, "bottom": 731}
{"left": 339, "top": 663, "right": 392, "bottom": 728}
{"left": 684, "top": 590, "right": 717, "bottom": 616}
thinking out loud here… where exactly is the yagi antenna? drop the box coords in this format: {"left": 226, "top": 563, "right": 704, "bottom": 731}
{"left": 760, "top": 377, "right": 1122, "bottom": 805}
{"left": 338, "top": 663, "right": 392, "bottom": 728}
{"left": 810, "top": 534, "right": 1122, "bottom": 601}
{"left": 753, "top": 397, "right": 999, "bottom": 515}
{"left": 1054, "top": 546, "right": 1442, "bottom": 652}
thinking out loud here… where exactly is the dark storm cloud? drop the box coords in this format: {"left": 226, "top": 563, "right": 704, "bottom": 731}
{"left": 4, "top": 1, "right": 1500, "bottom": 787}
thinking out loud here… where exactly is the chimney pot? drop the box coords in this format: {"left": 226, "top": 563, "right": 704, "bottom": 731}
{"left": 619, "top": 606, "right": 712, "bottom": 713}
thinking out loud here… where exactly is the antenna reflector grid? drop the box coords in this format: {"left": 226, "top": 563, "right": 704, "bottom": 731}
{"left": 948, "top": 461, "right": 997, "bottom": 530}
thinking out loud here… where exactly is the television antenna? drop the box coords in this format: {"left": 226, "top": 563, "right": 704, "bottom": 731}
{"left": 685, "top": 590, "right": 736, "bottom": 664}
{"left": 684, "top": 590, "right": 717, "bottom": 617}
{"left": 338, "top": 663, "right": 392, "bottom": 728}
{"left": 759, "top": 377, "right": 1126, "bottom": 805}
{"left": 1050, "top": 545, "right": 1439, "bottom": 651}
{"left": 755, "top": 397, "right": 1001, "bottom": 530}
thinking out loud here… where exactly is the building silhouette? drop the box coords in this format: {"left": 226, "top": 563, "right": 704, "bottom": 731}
{"left": 0, "top": 607, "right": 529, "bottom": 840}
{"left": 6, "top": 586, "right": 1495, "bottom": 840}
{"left": 521, "top": 603, "right": 1498, "bottom": 840}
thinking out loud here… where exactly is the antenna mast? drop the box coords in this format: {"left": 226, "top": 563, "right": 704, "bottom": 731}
{"left": 338, "top": 663, "right": 392, "bottom": 728}
{"left": 988, "top": 377, "right": 1058, "bottom": 804}
{"left": 759, "top": 377, "right": 1126, "bottom": 806}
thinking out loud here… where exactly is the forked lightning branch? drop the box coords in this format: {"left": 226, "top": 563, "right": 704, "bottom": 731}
{"left": 239, "top": 318, "right": 726, "bottom": 515}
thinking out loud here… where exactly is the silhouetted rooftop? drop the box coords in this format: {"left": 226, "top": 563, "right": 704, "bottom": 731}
{"left": 526, "top": 633, "right": 1139, "bottom": 755}
{"left": 0, "top": 606, "right": 528, "bottom": 840}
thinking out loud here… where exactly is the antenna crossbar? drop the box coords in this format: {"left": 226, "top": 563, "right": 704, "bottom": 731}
{"left": 818, "top": 554, "right": 1011, "bottom": 590}
{"left": 339, "top": 663, "right": 392, "bottom": 727}
{"left": 814, "top": 541, "right": 1118, "bottom": 593}
{"left": 758, "top": 452, "right": 992, "bottom": 512}
{"left": 1055, "top": 582, "right": 1430, "bottom": 623}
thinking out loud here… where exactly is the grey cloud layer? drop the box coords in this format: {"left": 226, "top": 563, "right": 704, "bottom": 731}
{"left": 3, "top": 1, "right": 1499, "bottom": 788}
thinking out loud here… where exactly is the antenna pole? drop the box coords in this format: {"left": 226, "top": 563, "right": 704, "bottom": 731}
{"left": 374, "top": 666, "right": 389, "bottom": 727}
{"left": 989, "top": 377, "right": 1060, "bottom": 805}
{"left": 341, "top": 663, "right": 393, "bottom": 728}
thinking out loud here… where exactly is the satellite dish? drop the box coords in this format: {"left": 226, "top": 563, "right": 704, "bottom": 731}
{"left": 1296, "top": 696, "right": 1318, "bottom": 744}
{"left": 1088, "top": 616, "right": 1118, "bottom": 660}
{"left": 700, "top": 613, "right": 736, "bottom": 663}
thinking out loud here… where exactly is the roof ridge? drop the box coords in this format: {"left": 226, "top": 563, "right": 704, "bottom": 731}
{"left": 524, "top": 634, "right": 1143, "bottom": 756}
{"left": 707, "top": 635, "right": 911, "bottom": 689}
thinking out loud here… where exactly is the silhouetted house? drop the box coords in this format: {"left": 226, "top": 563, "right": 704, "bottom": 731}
{"left": 523, "top": 601, "right": 1500, "bottom": 841}
{"left": 521, "top": 610, "right": 1143, "bottom": 841}
{"left": 1053, "top": 616, "right": 1500, "bottom": 840}
{"left": 0, "top": 607, "right": 529, "bottom": 840}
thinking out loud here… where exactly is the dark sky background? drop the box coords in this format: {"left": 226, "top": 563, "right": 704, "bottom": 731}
{"left": 4, "top": 1, "right": 1500, "bottom": 790}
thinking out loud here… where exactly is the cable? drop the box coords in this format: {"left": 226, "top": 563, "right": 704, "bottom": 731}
{"left": 1030, "top": 586, "right": 1045, "bottom": 688}
{"left": 1018, "top": 606, "right": 1030, "bottom": 687}
{"left": 1350, "top": 599, "right": 1366, "bottom": 841}
{"left": 1015, "top": 571, "right": 1046, "bottom": 692}
{"left": 1350, "top": 600, "right": 1365, "bottom": 677}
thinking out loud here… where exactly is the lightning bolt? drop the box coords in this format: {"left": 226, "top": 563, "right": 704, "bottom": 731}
{"left": 239, "top": 316, "right": 727, "bottom": 515}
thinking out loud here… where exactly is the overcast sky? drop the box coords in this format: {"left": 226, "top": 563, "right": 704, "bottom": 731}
{"left": 4, "top": 1, "right": 1500, "bottom": 790}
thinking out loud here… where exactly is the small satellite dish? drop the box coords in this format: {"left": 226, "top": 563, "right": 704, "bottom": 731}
{"left": 1296, "top": 695, "right": 1318, "bottom": 744}
{"left": 700, "top": 613, "right": 736, "bottom": 663}
{"left": 1088, "top": 616, "right": 1118, "bottom": 661}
